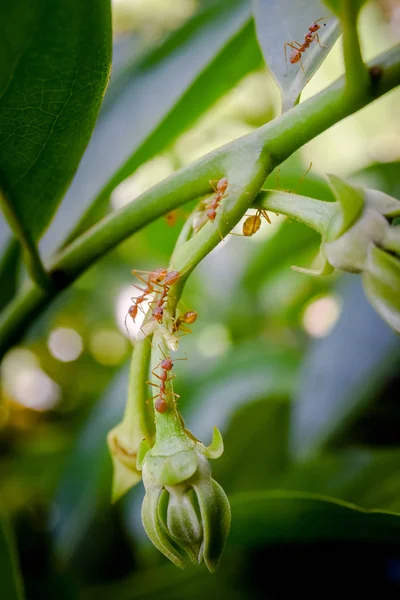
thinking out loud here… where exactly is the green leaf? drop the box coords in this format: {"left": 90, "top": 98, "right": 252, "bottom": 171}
{"left": 325, "top": 174, "right": 365, "bottom": 241}
{"left": 253, "top": 0, "right": 341, "bottom": 111}
{"left": 363, "top": 244, "right": 400, "bottom": 333}
{"left": 52, "top": 366, "right": 128, "bottom": 564}
{"left": 52, "top": 0, "right": 259, "bottom": 248}
{"left": 0, "top": 512, "right": 25, "bottom": 600}
{"left": 242, "top": 219, "right": 321, "bottom": 293}
{"left": 0, "top": 0, "right": 112, "bottom": 242}
{"left": 277, "top": 448, "right": 400, "bottom": 513}
{"left": 213, "top": 398, "right": 290, "bottom": 494}
{"left": 290, "top": 278, "right": 400, "bottom": 459}
{"left": 229, "top": 490, "right": 400, "bottom": 545}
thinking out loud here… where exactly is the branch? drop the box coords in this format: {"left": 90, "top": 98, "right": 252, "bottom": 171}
{"left": 340, "top": 0, "right": 370, "bottom": 94}
{"left": 0, "top": 189, "right": 51, "bottom": 290}
{"left": 0, "top": 45, "right": 399, "bottom": 359}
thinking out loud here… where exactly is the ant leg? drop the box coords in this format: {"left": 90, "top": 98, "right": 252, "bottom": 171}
{"left": 314, "top": 33, "right": 327, "bottom": 48}
{"left": 150, "top": 368, "right": 163, "bottom": 381}
{"left": 284, "top": 41, "right": 303, "bottom": 67}
{"left": 147, "top": 381, "right": 160, "bottom": 388}
{"left": 260, "top": 210, "right": 271, "bottom": 224}
{"left": 131, "top": 271, "right": 152, "bottom": 286}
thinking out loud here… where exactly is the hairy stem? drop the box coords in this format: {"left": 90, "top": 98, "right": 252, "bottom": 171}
{"left": 0, "top": 45, "right": 399, "bottom": 360}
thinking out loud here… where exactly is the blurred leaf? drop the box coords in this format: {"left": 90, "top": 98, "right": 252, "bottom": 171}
{"left": 242, "top": 219, "right": 321, "bottom": 293}
{"left": 229, "top": 490, "right": 400, "bottom": 545}
{"left": 350, "top": 161, "right": 400, "bottom": 199}
{"left": 185, "top": 344, "right": 299, "bottom": 441}
{"left": 253, "top": 0, "right": 340, "bottom": 111}
{"left": 290, "top": 277, "right": 400, "bottom": 459}
{"left": 0, "top": 238, "right": 20, "bottom": 312}
{"left": 43, "top": 0, "right": 254, "bottom": 253}
{"left": 0, "top": 512, "right": 25, "bottom": 600}
{"left": 52, "top": 366, "right": 128, "bottom": 564}
{"left": 214, "top": 398, "right": 290, "bottom": 494}
{"left": 277, "top": 448, "right": 400, "bottom": 512}
{"left": 0, "top": 0, "right": 112, "bottom": 242}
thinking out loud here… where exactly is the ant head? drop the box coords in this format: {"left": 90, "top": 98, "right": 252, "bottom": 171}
{"left": 152, "top": 306, "right": 164, "bottom": 322}
{"left": 164, "top": 270, "right": 180, "bottom": 286}
{"left": 217, "top": 177, "right": 228, "bottom": 193}
{"left": 161, "top": 358, "right": 173, "bottom": 370}
{"left": 150, "top": 268, "right": 168, "bottom": 284}
{"left": 207, "top": 208, "right": 217, "bottom": 221}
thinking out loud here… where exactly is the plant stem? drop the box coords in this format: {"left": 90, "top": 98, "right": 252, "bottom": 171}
{"left": 0, "top": 189, "right": 51, "bottom": 290}
{"left": 340, "top": 0, "right": 370, "bottom": 95}
{"left": 0, "top": 45, "right": 399, "bottom": 360}
{"left": 256, "top": 191, "right": 337, "bottom": 236}
{"left": 123, "top": 339, "right": 154, "bottom": 442}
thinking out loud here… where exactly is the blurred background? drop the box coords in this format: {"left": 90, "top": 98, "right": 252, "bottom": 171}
{"left": 1, "top": 0, "right": 400, "bottom": 598}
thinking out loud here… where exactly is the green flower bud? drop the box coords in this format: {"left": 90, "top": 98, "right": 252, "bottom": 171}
{"left": 363, "top": 244, "right": 400, "bottom": 333}
{"left": 107, "top": 423, "right": 144, "bottom": 502}
{"left": 139, "top": 427, "right": 230, "bottom": 572}
{"left": 292, "top": 175, "right": 400, "bottom": 333}
{"left": 323, "top": 207, "right": 389, "bottom": 272}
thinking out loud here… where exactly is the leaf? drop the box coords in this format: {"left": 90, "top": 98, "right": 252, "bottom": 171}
{"left": 52, "top": 366, "right": 128, "bottom": 564}
{"left": 277, "top": 448, "right": 400, "bottom": 513}
{"left": 242, "top": 219, "right": 321, "bottom": 293}
{"left": 253, "top": 0, "right": 341, "bottom": 111}
{"left": 0, "top": 0, "right": 112, "bottom": 242}
{"left": 289, "top": 277, "right": 400, "bottom": 459}
{"left": 229, "top": 490, "right": 400, "bottom": 545}
{"left": 185, "top": 345, "right": 299, "bottom": 442}
{"left": 213, "top": 398, "right": 290, "bottom": 494}
{"left": 0, "top": 512, "right": 25, "bottom": 600}
{"left": 43, "top": 0, "right": 259, "bottom": 251}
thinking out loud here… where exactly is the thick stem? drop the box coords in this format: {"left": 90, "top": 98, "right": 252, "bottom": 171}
{"left": 0, "top": 189, "right": 50, "bottom": 290}
{"left": 341, "top": 0, "right": 369, "bottom": 95}
{"left": 123, "top": 339, "right": 154, "bottom": 442}
{"left": 0, "top": 46, "right": 399, "bottom": 360}
{"left": 256, "top": 191, "right": 337, "bottom": 236}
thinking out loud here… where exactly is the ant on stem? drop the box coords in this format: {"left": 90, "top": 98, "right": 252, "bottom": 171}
{"left": 284, "top": 17, "right": 328, "bottom": 72}
{"left": 233, "top": 162, "right": 313, "bottom": 238}
{"left": 206, "top": 177, "right": 228, "bottom": 222}
{"left": 150, "top": 270, "right": 182, "bottom": 324}
{"left": 127, "top": 268, "right": 168, "bottom": 322}
{"left": 173, "top": 310, "right": 198, "bottom": 334}
{"left": 147, "top": 347, "right": 186, "bottom": 413}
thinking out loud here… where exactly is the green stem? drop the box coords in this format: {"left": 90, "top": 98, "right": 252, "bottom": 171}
{"left": 0, "top": 189, "right": 51, "bottom": 290}
{"left": 340, "top": 1, "right": 369, "bottom": 94}
{"left": 0, "top": 46, "right": 399, "bottom": 360}
{"left": 256, "top": 190, "right": 337, "bottom": 236}
{"left": 123, "top": 339, "right": 154, "bottom": 442}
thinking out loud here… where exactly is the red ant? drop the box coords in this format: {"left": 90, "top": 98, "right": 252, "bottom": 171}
{"left": 284, "top": 18, "right": 328, "bottom": 71}
{"left": 127, "top": 268, "right": 168, "bottom": 322}
{"left": 165, "top": 211, "right": 178, "bottom": 227}
{"left": 147, "top": 349, "right": 186, "bottom": 413}
{"left": 173, "top": 310, "right": 198, "bottom": 334}
{"left": 150, "top": 270, "right": 181, "bottom": 324}
{"left": 206, "top": 177, "right": 228, "bottom": 222}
